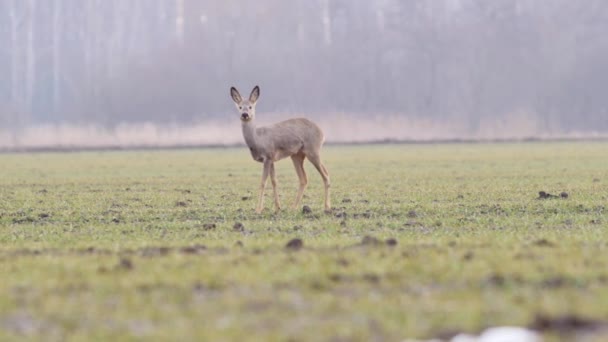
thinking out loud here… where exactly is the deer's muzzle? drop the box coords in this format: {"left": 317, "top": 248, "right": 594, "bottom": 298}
{"left": 241, "top": 113, "right": 250, "bottom": 120}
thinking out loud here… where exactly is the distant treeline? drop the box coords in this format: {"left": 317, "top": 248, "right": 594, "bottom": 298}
{"left": 1, "top": 0, "right": 607, "bottom": 134}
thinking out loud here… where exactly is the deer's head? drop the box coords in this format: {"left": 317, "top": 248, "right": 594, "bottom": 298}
{"left": 230, "top": 86, "right": 260, "bottom": 122}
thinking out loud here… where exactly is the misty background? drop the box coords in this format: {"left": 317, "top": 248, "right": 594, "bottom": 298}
{"left": 1, "top": 0, "right": 607, "bottom": 149}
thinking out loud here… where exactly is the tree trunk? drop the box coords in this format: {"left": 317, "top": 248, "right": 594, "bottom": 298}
{"left": 25, "top": 0, "right": 36, "bottom": 124}
{"left": 52, "top": 0, "right": 63, "bottom": 115}
{"left": 176, "top": 0, "right": 185, "bottom": 45}
{"left": 321, "top": 0, "right": 332, "bottom": 46}
{"left": 9, "top": 0, "right": 21, "bottom": 110}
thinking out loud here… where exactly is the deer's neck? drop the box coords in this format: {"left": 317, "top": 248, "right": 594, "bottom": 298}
{"left": 241, "top": 120, "right": 259, "bottom": 149}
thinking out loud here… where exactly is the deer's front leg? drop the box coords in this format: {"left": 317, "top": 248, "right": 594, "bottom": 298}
{"left": 269, "top": 162, "right": 281, "bottom": 211}
{"left": 256, "top": 160, "right": 271, "bottom": 213}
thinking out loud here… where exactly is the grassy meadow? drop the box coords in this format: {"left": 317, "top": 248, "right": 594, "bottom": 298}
{"left": 1, "top": 142, "right": 607, "bottom": 341}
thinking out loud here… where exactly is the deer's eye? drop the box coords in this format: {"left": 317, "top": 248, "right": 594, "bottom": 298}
{"left": 239, "top": 106, "right": 242, "bottom": 110}
{"left": 249, "top": 106, "right": 252, "bottom": 109}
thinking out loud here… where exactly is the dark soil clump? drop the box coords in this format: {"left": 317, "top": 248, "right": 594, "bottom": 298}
{"left": 118, "top": 258, "right": 134, "bottom": 270}
{"left": 285, "top": 238, "right": 304, "bottom": 251}
{"left": 179, "top": 245, "right": 206, "bottom": 254}
{"left": 530, "top": 314, "right": 606, "bottom": 334}
{"left": 533, "top": 239, "right": 555, "bottom": 247}
{"left": 203, "top": 223, "right": 216, "bottom": 230}
{"left": 538, "top": 191, "right": 568, "bottom": 199}
{"left": 360, "top": 236, "right": 381, "bottom": 246}
{"left": 385, "top": 238, "right": 398, "bottom": 246}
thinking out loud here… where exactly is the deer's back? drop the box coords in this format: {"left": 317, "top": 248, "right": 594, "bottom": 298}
{"left": 273, "top": 118, "right": 324, "bottom": 141}
{"left": 257, "top": 118, "right": 325, "bottom": 160}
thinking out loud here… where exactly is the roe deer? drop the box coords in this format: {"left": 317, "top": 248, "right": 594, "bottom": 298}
{"left": 230, "top": 86, "right": 331, "bottom": 213}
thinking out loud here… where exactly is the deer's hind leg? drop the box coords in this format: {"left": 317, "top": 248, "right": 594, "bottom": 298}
{"left": 291, "top": 153, "right": 308, "bottom": 209}
{"left": 306, "top": 153, "right": 331, "bottom": 211}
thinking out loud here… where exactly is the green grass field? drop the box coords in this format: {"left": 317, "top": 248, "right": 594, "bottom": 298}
{"left": 1, "top": 143, "right": 607, "bottom": 341}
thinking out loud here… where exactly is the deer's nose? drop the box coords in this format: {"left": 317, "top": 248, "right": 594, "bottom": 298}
{"left": 241, "top": 113, "right": 250, "bottom": 120}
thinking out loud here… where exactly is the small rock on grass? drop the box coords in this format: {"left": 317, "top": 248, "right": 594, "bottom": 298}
{"left": 285, "top": 238, "right": 304, "bottom": 251}
{"left": 302, "top": 205, "right": 312, "bottom": 214}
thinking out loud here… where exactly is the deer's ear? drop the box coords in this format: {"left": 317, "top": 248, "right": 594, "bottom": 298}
{"left": 249, "top": 86, "right": 260, "bottom": 103}
{"left": 230, "top": 87, "right": 242, "bottom": 103}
